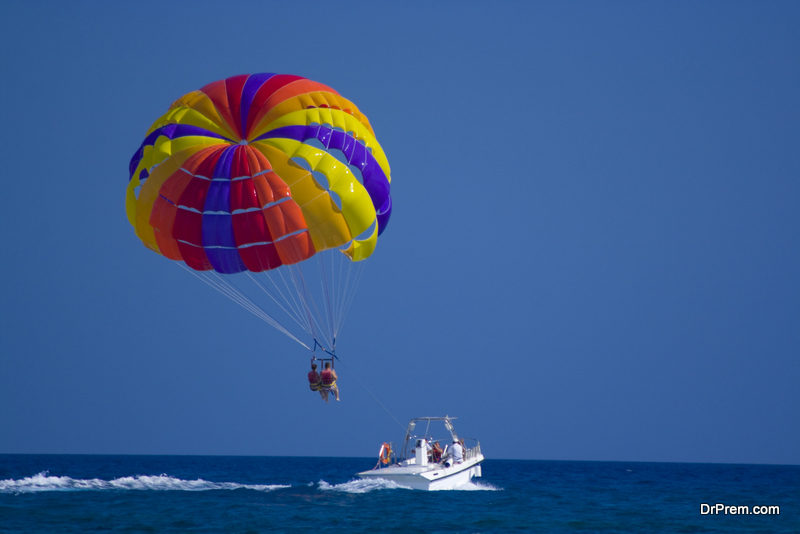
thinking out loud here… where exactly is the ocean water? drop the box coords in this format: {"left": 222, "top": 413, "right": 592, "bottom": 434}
{"left": 0, "top": 455, "right": 797, "bottom": 532}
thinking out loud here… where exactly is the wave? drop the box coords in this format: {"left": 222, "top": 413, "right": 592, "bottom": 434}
{"left": 0, "top": 472, "right": 289, "bottom": 494}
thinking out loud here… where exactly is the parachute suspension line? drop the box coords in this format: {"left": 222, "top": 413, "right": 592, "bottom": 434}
{"left": 246, "top": 271, "right": 310, "bottom": 335}
{"left": 262, "top": 267, "right": 303, "bottom": 329}
{"left": 312, "top": 250, "right": 366, "bottom": 350}
{"left": 270, "top": 265, "right": 311, "bottom": 331}
{"left": 257, "top": 261, "right": 330, "bottom": 351}
{"left": 335, "top": 259, "right": 366, "bottom": 340}
{"left": 334, "top": 253, "right": 353, "bottom": 340}
{"left": 286, "top": 263, "right": 333, "bottom": 351}
{"left": 200, "top": 269, "right": 310, "bottom": 350}
{"left": 178, "top": 264, "right": 310, "bottom": 350}
{"left": 176, "top": 249, "right": 365, "bottom": 357}
{"left": 317, "top": 253, "right": 337, "bottom": 347}
{"left": 184, "top": 267, "right": 266, "bottom": 322}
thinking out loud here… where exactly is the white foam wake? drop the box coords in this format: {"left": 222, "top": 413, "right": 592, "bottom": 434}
{"left": 0, "top": 472, "right": 289, "bottom": 494}
{"left": 317, "top": 478, "right": 501, "bottom": 493}
{"left": 446, "top": 480, "right": 502, "bottom": 491}
{"left": 318, "top": 478, "right": 412, "bottom": 493}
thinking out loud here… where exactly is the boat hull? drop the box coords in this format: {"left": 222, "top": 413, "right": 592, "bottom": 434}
{"left": 358, "top": 454, "right": 484, "bottom": 491}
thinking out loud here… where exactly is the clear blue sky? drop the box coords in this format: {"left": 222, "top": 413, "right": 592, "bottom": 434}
{"left": 1, "top": 1, "right": 798, "bottom": 464}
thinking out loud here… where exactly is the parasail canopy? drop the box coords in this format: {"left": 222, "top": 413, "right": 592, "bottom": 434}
{"left": 126, "top": 73, "right": 392, "bottom": 352}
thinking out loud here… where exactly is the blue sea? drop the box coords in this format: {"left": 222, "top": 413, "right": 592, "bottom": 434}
{"left": 1, "top": 455, "right": 797, "bottom": 532}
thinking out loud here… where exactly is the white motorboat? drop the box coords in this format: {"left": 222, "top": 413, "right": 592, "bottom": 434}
{"left": 357, "top": 416, "right": 484, "bottom": 491}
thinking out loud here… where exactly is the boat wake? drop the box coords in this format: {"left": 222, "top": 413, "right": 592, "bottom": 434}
{"left": 0, "top": 472, "right": 289, "bottom": 494}
{"left": 318, "top": 478, "right": 412, "bottom": 493}
{"left": 318, "top": 477, "right": 501, "bottom": 493}
{"left": 449, "top": 480, "right": 502, "bottom": 491}
{"left": 1, "top": 473, "right": 500, "bottom": 495}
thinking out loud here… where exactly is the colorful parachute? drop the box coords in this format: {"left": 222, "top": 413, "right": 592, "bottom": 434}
{"left": 126, "top": 73, "right": 392, "bottom": 351}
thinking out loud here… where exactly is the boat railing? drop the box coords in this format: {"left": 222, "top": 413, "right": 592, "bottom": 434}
{"left": 464, "top": 441, "right": 482, "bottom": 461}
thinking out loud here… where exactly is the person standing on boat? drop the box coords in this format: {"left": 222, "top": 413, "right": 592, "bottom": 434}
{"left": 320, "top": 362, "right": 340, "bottom": 402}
{"left": 450, "top": 439, "right": 464, "bottom": 464}
{"left": 307, "top": 362, "right": 325, "bottom": 400}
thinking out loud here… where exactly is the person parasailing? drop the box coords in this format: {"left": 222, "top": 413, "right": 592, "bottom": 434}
{"left": 320, "top": 361, "right": 340, "bottom": 402}
{"left": 307, "top": 360, "right": 324, "bottom": 400}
